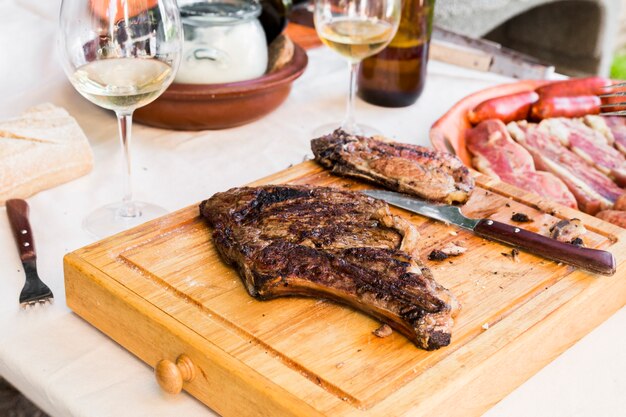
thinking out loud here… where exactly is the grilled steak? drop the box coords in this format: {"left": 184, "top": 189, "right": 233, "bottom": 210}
{"left": 311, "top": 129, "right": 474, "bottom": 204}
{"left": 200, "top": 185, "right": 459, "bottom": 350}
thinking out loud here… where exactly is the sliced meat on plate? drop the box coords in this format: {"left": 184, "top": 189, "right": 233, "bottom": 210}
{"left": 584, "top": 115, "right": 626, "bottom": 156}
{"left": 466, "top": 119, "right": 577, "bottom": 208}
{"left": 613, "top": 193, "right": 626, "bottom": 211}
{"left": 539, "top": 117, "right": 626, "bottom": 186}
{"left": 508, "top": 121, "right": 623, "bottom": 214}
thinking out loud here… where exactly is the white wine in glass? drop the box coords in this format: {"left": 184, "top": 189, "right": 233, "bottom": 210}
{"left": 58, "top": 0, "right": 182, "bottom": 238}
{"left": 70, "top": 58, "right": 174, "bottom": 110}
{"left": 314, "top": 0, "right": 400, "bottom": 135}
{"left": 317, "top": 18, "right": 396, "bottom": 62}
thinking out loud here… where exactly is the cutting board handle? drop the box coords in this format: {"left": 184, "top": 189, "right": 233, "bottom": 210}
{"left": 155, "top": 354, "right": 196, "bottom": 394}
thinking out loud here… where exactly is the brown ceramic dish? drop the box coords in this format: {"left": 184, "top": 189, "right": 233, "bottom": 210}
{"left": 135, "top": 43, "right": 308, "bottom": 130}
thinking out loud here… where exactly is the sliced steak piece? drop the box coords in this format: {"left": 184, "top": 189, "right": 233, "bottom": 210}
{"left": 311, "top": 129, "right": 474, "bottom": 204}
{"left": 539, "top": 117, "right": 626, "bottom": 186}
{"left": 201, "top": 185, "right": 459, "bottom": 350}
{"left": 508, "top": 121, "right": 623, "bottom": 214}
{"left": 466, "top": 119, "right": 577, "bottom": 209}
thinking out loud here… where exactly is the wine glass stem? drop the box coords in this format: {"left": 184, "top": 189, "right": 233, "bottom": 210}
{"left": 115, "top": 111, "right": 139, "bottom": 218}
{"left": 341, "top": 61, "right": 360, "bottom": 135}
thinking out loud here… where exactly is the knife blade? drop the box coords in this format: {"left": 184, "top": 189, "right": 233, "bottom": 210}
{"left": 362, "top": 190, "right": 616, "bottom": 276}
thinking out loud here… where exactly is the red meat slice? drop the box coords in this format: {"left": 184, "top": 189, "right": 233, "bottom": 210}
{"left": 584, "top": 115, "right": 626, "bottom": 156}
{"left": 466, "top": 119, "right": 577, "bottom": 209}
{"left": 539, "top": 117, "right": 626, "bottom": 186}
{"left": 508, "top": 121, "right": 623, "bottom": 214}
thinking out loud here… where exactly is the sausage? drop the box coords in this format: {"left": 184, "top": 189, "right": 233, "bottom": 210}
{"left": 535, "top": 76, "right": 612, "bottom": 98}
{"left": 467, "top": 91, "right": 539, "bottom": 125}
{"left": 600, "top": 93, "right": 626, "bottom": 113}
{"left": 530, "top": 95, "right": 601, "bottom": 120}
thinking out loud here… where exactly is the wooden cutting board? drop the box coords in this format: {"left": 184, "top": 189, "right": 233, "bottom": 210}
{"left": 64, "top": 161, "right": 626, "bottom": 417}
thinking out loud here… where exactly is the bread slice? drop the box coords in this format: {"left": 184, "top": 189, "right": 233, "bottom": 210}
{"left": 266, "top": 34, "right": 295, "bottom": 74}
{"left": 0, "top": 103, "right": 93, "bottom": 204}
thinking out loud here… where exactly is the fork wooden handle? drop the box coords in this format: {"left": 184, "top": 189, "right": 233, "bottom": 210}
{"left": 6, "top": 199, "right": 36, "bottom": 262}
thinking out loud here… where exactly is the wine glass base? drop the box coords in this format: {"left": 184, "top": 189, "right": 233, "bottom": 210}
{"left": 83, "top": 201, "right": 168, "bottom": 239}
{"left": 311, "top": 122, "right": 381, "bottom": 137}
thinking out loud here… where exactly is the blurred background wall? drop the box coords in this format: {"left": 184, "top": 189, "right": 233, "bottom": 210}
{"left": 434, "top": 0, "right": 625, "bottom": 76}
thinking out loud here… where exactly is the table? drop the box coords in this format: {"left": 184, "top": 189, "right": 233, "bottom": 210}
{"left": 1, "top": 1, "right": 625, "bottom": 416}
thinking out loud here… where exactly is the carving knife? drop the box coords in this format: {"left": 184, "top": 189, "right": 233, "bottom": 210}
{"left": 362, "top": 190, "right": 616, "bottom": 276}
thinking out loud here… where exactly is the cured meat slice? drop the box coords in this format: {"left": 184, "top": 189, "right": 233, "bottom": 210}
{"left": 584, "top": 115, "right": 626, "bottom": 155}
{"left": 508, "top": 121, "right": 623, "bottom": 214}
{"left": 201, "top": 185, "right": 460, "bottom": 350}
{"left": 583, "top": 115, "right": 616, "bottom": 146}
{"left": 311, "top": 129, "right": 474, "bottom": 204}
{"left": 539, "top": 117, "right": 626, "bottom": 186}
{"left": 603, "top": 116, "right": 626, "bottom": 155}
{"left": 466, "top": 119, "right": 535, "bottom": 175}
{"left": 466, "top": 119, "right": 577, "bottom": 208}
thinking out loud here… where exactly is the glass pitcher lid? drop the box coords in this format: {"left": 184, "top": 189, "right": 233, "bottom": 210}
{"left": 179, "top": 0, "right": 262, "bottom": 26}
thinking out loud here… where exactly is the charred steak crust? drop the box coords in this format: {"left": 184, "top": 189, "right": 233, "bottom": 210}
{"left": 311, "top": 129, "right": 475, "bottom": 204}
{"left": 200, "top": 185, "right": 459, "bottom": 350}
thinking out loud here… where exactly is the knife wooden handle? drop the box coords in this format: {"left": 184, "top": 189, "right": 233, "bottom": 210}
{"left": 6, "top": 199, "right": 36, "bottom": 262}
{"left": 474, "top": 219, "right": 616, "bottom": 276}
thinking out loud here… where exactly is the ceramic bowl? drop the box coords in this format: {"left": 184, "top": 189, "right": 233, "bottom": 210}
{"left": 135, "top": 43, "right": 308, "bottom": 130}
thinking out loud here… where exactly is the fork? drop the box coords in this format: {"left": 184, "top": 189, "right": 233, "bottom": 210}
{"left": 6, "top": 199, "right": 54, "bottom": 307}
{"left": 598, "top": 82, "right": 626, "bottom": 116}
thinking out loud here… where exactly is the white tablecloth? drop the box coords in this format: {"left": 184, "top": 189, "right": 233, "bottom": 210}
{"left": 1, "top": 1, "right": 625, "bottom": 416}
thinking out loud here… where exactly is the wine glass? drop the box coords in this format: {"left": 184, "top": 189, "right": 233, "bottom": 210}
{"left": 58, "top": 0, "right": 183, "bottom": 238}
{"left": 314, "top": 0, "right": 400, "bottom": 135}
